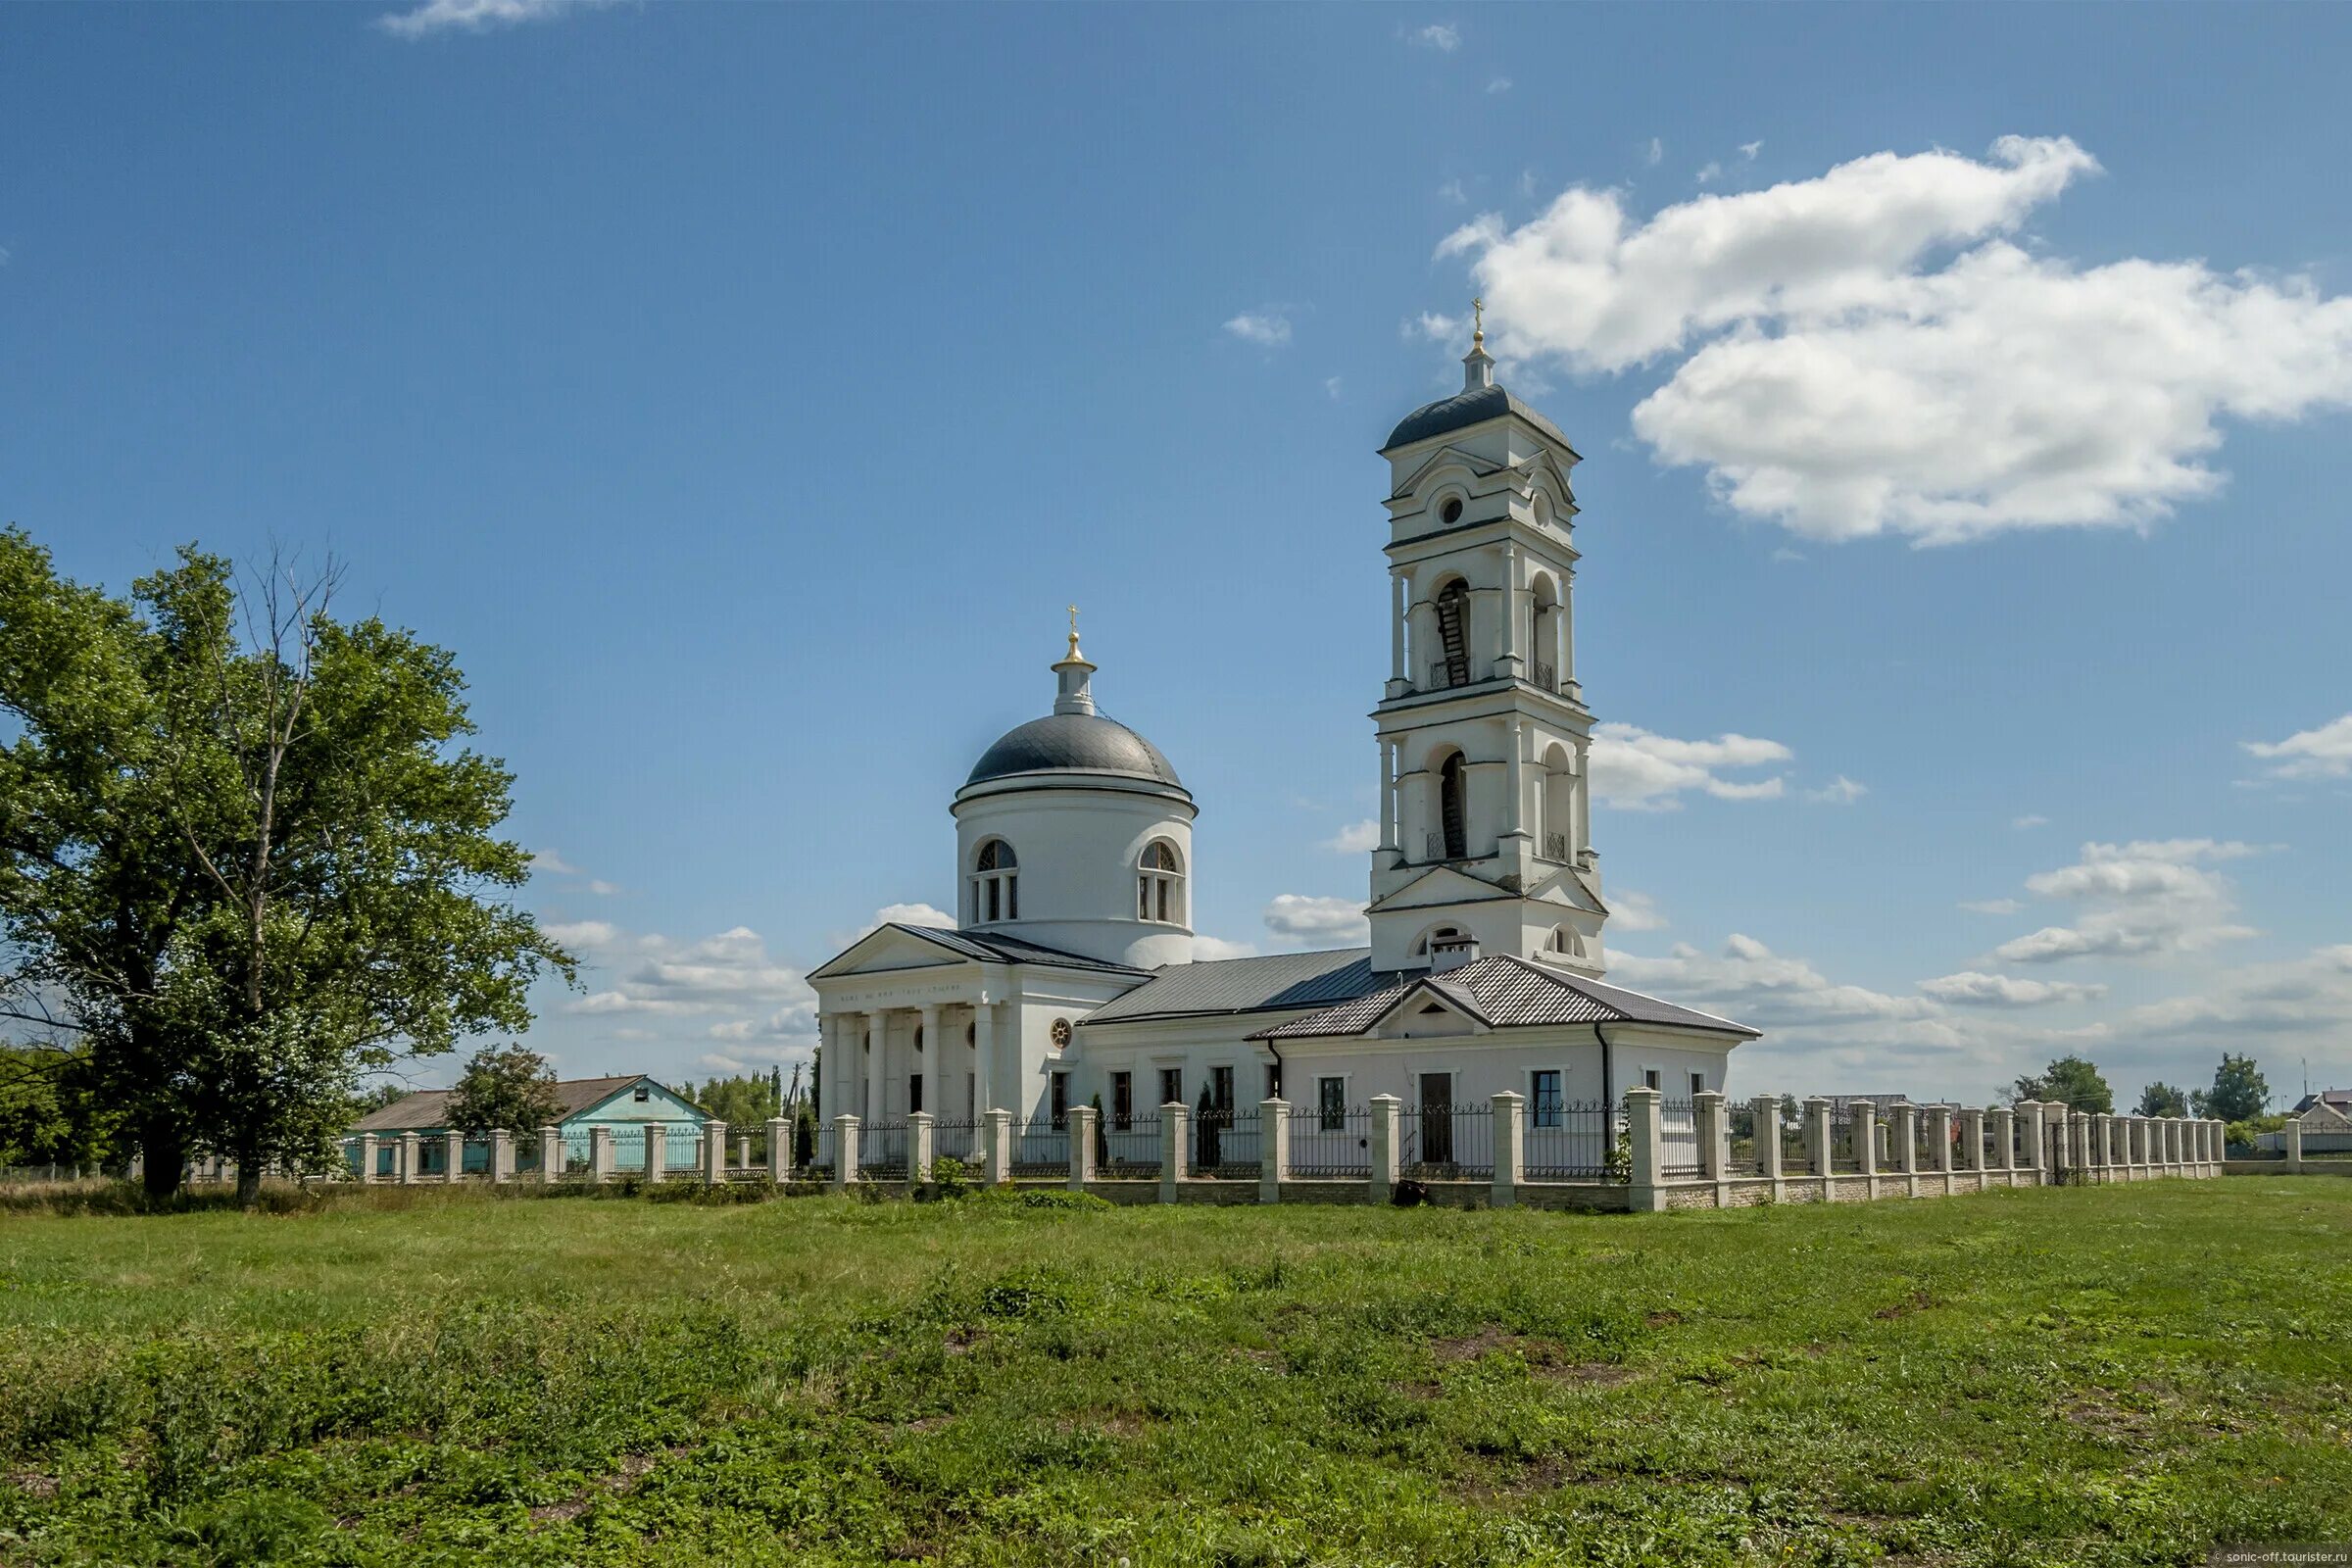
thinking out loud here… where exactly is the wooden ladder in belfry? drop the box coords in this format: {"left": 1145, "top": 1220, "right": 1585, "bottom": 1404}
{"left": 1437, "top": 588, "right": 1471, "bottom": 687}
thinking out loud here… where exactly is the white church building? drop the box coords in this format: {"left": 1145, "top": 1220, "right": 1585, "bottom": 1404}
{"left": 808, "top": 323, "right": 1757, "bottom": 1156}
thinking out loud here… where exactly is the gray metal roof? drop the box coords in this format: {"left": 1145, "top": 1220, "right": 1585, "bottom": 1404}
{"left": 960, "top": 711, "right": 1186, "bottom": 795}
{"left": 1084, "top": 948, "right": 1384, "bottom": 1024}
{"left": 1250, "top": 955, "right": 1758, "bottom": 1041}
{"left": 1383, "top": 383, "right": 1573, "bottom": 453}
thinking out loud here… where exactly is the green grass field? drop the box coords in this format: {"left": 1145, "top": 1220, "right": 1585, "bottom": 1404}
{"left": 0, "top": 1179, "right": 2347, "bottom": 1567}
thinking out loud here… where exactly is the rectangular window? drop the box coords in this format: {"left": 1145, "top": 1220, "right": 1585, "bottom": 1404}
{"left": 1532, "top": 1070, "right": 1563, "bottom": 1129}
{"left": 1318, "top": 1076, "right": 1347, "bottom": 1132}
{"left": 987, "top": 880, "right": 1001, "bottom": 921}
{"left": 909, "top": 1073, "right": 924, "bottom": 1116}
{"left": 1643, "top": 1069, "right": 1661, "bottom": 1092}
{"left": 1210, "top": 1065, "right": 1234, "bottom": 1113}
{"left": 1050, "top": 1071, "right": 1069, "bottom": 1130}
{"left": 633, "top": 1085, "right": 651, "bottom": 1102}
{"left": 1007, "top": 880, "right": 1017, "bottom": 919}
{"left": 1111, "top": 1072, "right": 1133, "bottom": 1130}
{"left": 1159, "top": 1067, "right": 1182, "bottom": 1109}
{"left": 1690, "top": 1071, "right": 1705, "bottom": 1098}
{"left": 1156, "top": 880, "right": 1169, "bottom": 922}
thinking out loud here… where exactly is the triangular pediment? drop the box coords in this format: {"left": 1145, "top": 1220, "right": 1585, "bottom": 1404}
{"left": 1512, "top": 450, "right": 1581, "bottom": 512}
{"left": 808, "top": 924, "right": 973, "bottom": 982}
{"left": 1367, "top": 864, "right": 1509, "bottom": 914}
{"left": 1364, "top": 978, "right": 1488, "bottom": 1039}
{"left": 1388, "top": 443, "right": 1506, "bottom": 503}
{"left": 1525, "top": 863, "right": 1608, "bottom": 916}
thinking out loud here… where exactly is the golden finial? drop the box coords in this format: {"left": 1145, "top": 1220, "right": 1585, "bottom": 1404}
{"left": 1065, "top": 604, "right": 1082, "bottom": 661}
{"left": 1472, "top": 296, "right": 1485, "bottom": 348}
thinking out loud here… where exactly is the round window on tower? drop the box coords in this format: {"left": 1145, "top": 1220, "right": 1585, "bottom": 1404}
{"left": 1050, "top": 1017, "right": 1073, "bottom": 1050}
{"left": 1440, "top": 497, "right": 1464, "bottom": 525}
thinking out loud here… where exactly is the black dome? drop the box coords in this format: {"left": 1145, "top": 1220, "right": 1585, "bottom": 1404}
{"left": 1384, "top": 383, "right": 1571, "bottom": 452}
{"left": 962, "top": 711, "right": 1186, "bottom": 794}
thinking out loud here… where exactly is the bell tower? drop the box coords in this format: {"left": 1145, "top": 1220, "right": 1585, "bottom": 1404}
{"left": 1367, "top": 308, "right": 1607, "bottom": 974}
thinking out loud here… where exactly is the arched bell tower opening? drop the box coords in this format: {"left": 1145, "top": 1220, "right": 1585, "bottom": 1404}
{"left": 1366, "top": 309, "right": 1604, "bottom": 975}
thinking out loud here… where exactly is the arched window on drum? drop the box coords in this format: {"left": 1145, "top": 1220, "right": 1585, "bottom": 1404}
{"left": 1138, "top": 839, "right": 1185, "bottom": 925}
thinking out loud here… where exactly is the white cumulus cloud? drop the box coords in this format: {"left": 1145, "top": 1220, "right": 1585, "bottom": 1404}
{"left": 1262, "top": 894, "right": 1370, "bottom": 949}
{"left": 1322, "top": 819, "right": 1382, "bottom": 854}
{"left": 1993, "top": 839, "right": 2264, "bottom": 964}
{"left": 1607, "top": 889, "right": 1668, "bottom": 932}
{"left": 1438, "top": 135, "right": 2352, "bottom": 544}
{"left": 2244, "top": 712, "right": 2352, "bottom": 780}
{"left": 1918, "top": 971, "right": 2108, "bottom": 1007}
{"left": 1410, "top": 23, "right": 1459, "bottom": 51}
{"left": 1588, "top": 722, "right": 1790, "bottom": 809}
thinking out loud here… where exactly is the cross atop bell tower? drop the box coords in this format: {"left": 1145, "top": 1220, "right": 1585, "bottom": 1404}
{"left": 1364, "top": 311, "right": 1605, "bottom": 975}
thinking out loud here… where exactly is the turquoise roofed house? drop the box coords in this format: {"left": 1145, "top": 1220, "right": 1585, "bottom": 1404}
{"left": 346, "top": 1074, "right": 710, "bottom": 1179}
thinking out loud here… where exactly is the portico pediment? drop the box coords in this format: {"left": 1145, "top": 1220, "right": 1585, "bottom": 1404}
{"left": 1525, "top": 863, "right": 1607, "bottom": 916}
{"left": 808, "top": 925, "right": 971, "bottom": 983}
{"left": 1367, "top": 863, "right": 1506, "bottom": 914}
{"left": 1386, "top": 443, "right": 1505, "bottom": 504}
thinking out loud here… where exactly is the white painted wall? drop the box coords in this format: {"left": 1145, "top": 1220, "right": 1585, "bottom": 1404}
{"left": 952, "top": 784, "right": 1197, "bottom": 969}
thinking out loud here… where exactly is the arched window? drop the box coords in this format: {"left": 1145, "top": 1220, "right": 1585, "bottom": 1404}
{"left": 1548, "top": 925, "right": 1580, "bottom": 957}
{"left": 1438, "top": 752, "right": 1468, "bottom": 859}
{"left": 1414, "top": 923, "right": 1468, "bottom": 958}
{"left": 1433, "top": 579, "right": 1471, "bottom": 689}
{"left": 970, "top": 839, "right": 1018, "bottom": 923}
{"left": 1138, "top": 839, "right": 1185, "bottom": 925}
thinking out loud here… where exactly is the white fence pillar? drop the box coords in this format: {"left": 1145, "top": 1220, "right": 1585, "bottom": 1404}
{"left": 644, "top": 1123, "right": 667, "bottom": 1184}
{"left": 490, "top": 1128, "right": 514, "bottom": 1184}
{"left": 1625, "top": 1086, "right": 1666, "bottom": 1212}
{"left": 831, "top": 1114, "right": 858, "bottom": 1192}
{"left": 704, "top": 1119, "right": 728, "bottom": 1184}
{"left": 909, "top": 1110, "right": 935, "bottom": 1185}
{"left": 984, "top": 1107, "right": 1012, "bottom": 1188}
{"left": 1693, "top": 1090, "right": 1727, "bottom": 1198}
{"left": 766, "top": 1115, "right": 791, "bottom": 1183}
{"left": 1260, "top": 1099, "right": 1291, "bottom": 1203}
{"left": 399, "top": 1132, "right": 420, "bottom": 1186}
{"left": 358, "top": 1133, "right": 379, "bottom": 1184}
{"left": 1068, "top": 1103, "right": 1096, "bottom": 1192}
{"left": 539, "top": 1126, "right": 564, "bottom": 1184}
{"left": 1492, "top": 1090, "right": 1525, "bottom": 1208}
{"left": 1158, "top": 1102, "right": 1188, "bottom": 1202}
{"left": 735, "top": 1133, "right": 751, "bottom": 1171}
{"left": 1368, "top": 1095, "right": 1401, "bottom": 1198}
{"left": 589, "top": 1126, "right": 613, "bottom": 1184}
{"left": 442, "top": 1130, "right": 465, "bottom": 1183}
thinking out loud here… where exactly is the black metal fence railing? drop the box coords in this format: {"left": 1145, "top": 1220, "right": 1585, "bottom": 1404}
{"left": 1781, "top": 1118, "right": 1811, "bottom": 1174}
{"left": 861, "top": 1121, "right": 909, "bottom": 1179}
{"left": 1399, "top": 1102, "right": 1494, "bottom": 1180}
{"left": 1193, "top": 1109, "right": 1260, "bottom": 1179}
{"left": 929, "top": 1118, "right": 984, "bottom": 1168}
{"left": 1290, "top": 1106, "right": 1372, "bottom": 1179}
{"left": 1099, "top": 1112, "right": 1161, "bottom": 1176}
{"left": 1659, "top": 1099, "right": 1701, "bottom": 1179}
{"left": 1524, "top": 1100, "right": 1619, "bottom": 1181}
{"left": 1011, "top": 1118, "right": 1070, "bottom": 1177}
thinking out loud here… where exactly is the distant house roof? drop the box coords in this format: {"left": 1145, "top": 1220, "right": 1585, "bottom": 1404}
{"left": 1250, "top": 955, "right": 1758, "bottom": 1042}
{"left": 1084, "top": 948, "right": 1385, "bottom": 1025}
{"left": 2291, "top": 1088, "right": 2352, "bottom": 1116}
{"left": 2296, "top": 1097, "right": 2352, "bottom": 1128}
{"left": 349, "top": 1074, "right": 696, "bottom": 1134}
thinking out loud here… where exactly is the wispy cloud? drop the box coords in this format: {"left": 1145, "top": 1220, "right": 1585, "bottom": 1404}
{"left": 1487, "top": 76, "right": 1512, "bottom": 95}
{"left": 1992, "top": 838, "right": 2266, "bottom": 964}
{"left": 377, "top": 0, "right": 612, "bottom": 39}
{"left": 1589, "top": 722, "right": 1791, "bottom": 810}
{"left": 1321, "top": 819, "right": 1381, "bottom": 854}
{"left": 2012, "top": 814, "right": 2050, "bottom": 830}
{"left": 1223, "top": 311, "right": 1293, "bottom": 347}
{"left": 2244, "top": 711, "right": 2352, "bottom": 780}
{"left": 1409, "top": 23, "right": 1460, "bottom": 51}
{"left": 1262, "top": 894, "right": 1369, "bottom": 949}
{"left": 1806, "top": 775, "right": 1868, "bottom": 805}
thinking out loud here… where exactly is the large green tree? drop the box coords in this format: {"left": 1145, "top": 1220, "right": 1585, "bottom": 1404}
{"left": 2136, "top": 1081, "right": 2191, "bottom": 1118}
{"left": 0, "top": 531, "right": 571, "bottom": 1204}
{"left": 2012, "top": 1054, "right": 2113, "bottom": 1112}
{"left": 2193, "top": 1054, "right": 2269, "bottom": 1122}
{"left": 445, "top": 1043, "right": 564, "bottom": 1135}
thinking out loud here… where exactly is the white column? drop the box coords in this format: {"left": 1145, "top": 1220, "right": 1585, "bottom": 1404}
{"left": 1625, "top": 1086, "right": 1666, "bottom": 1212}
{"left": 644, "top": 1123, "right": 666, "bottom": 1183}
{"left": 1492, "top": 1090, "right": 1524, "bottom": 1209}
{"left": 1498, "top": 540, "right": 1521, "bottom": 677}
{"left": 1504, "top": 717, "right": 1526, "bottom": 841}
{"left": 1390, "top": 570, "right": 1406, "bottom": 684}
{"left": 1068, "top": 1103, "right": 1096, "bottom": 1192}
{"left": 831, "top": 1114, "right": 858, "bottom": 1191}
{"left": 540, "top": 1125, "right": 564, "bottom": 1185}
{"left": 919, "top": 1004, "right": 942, "bottom": 1115}
{"left": 358, "top": 1133, "right": 379, "bottom": 1184}
{"left": 864, "top": 1010, "right": 886, "bottom": 1126}
{"left": 1260, "top": 1098, "right": 1290, "bottom": 1204}
{"left": 1559, "top": 567, "right": 1576, "bottom": 693}
{"left": 1571, "top": 742, "right": 1592, "bottom": 858}
{"left": 490, "top": 1129, "right": 514, "bottom": 1184}
{"left": 1378, "top": 738, "right": 1397, "bottom": 852}
{"left": 1368, "top": 1095, "right": 1401, "bottom": 1198}
{"left": 973, "top": 1001, "right": 996, "bottom": 1115}
{"left": 765, "top": 1115, "right": 791, "bottom": 1184}
{"left": 704, "top": 1120, "right": 728, "bottom": 1184}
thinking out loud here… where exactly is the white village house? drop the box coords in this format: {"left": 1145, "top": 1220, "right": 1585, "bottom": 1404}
{"left": 807, "top": 321, "right": 1762, "bottom": 1165}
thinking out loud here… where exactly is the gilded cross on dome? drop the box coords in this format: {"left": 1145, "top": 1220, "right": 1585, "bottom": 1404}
{"left": 1472, "top": 296, "right": 1484, "bottom": 346}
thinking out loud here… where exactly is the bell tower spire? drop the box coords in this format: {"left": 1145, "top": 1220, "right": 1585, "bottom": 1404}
{"left": 1462, "top": 297, "right": 1495, "bottom": 391}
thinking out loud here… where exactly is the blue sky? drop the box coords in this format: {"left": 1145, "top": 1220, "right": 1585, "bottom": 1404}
{"left": 7, "top": 3, "right": 2350, "bottom": 1106}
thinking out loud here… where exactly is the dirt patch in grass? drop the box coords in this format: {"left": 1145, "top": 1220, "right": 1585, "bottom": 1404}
{"left": 1430, "top": 1327, "right": 1637, "bottom": 1388}
{"left": 1874, "top": 1291, "right": 1936, "bottom": 1320}
{"left": 897, "top": 1414, "right": 956, "bottom": 1434}
{"left": 944, "top": 1325, "right": 987, "bottom": 1356}
{"left": 1451, "top": 1454, "right": 1612, "bottom": 1501}
{"left": 4, "top": 1467, "right": 59, "bottom": 1500}
{"left": 1644, "top": 1309, "right": 1685, "bottom": 1328}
